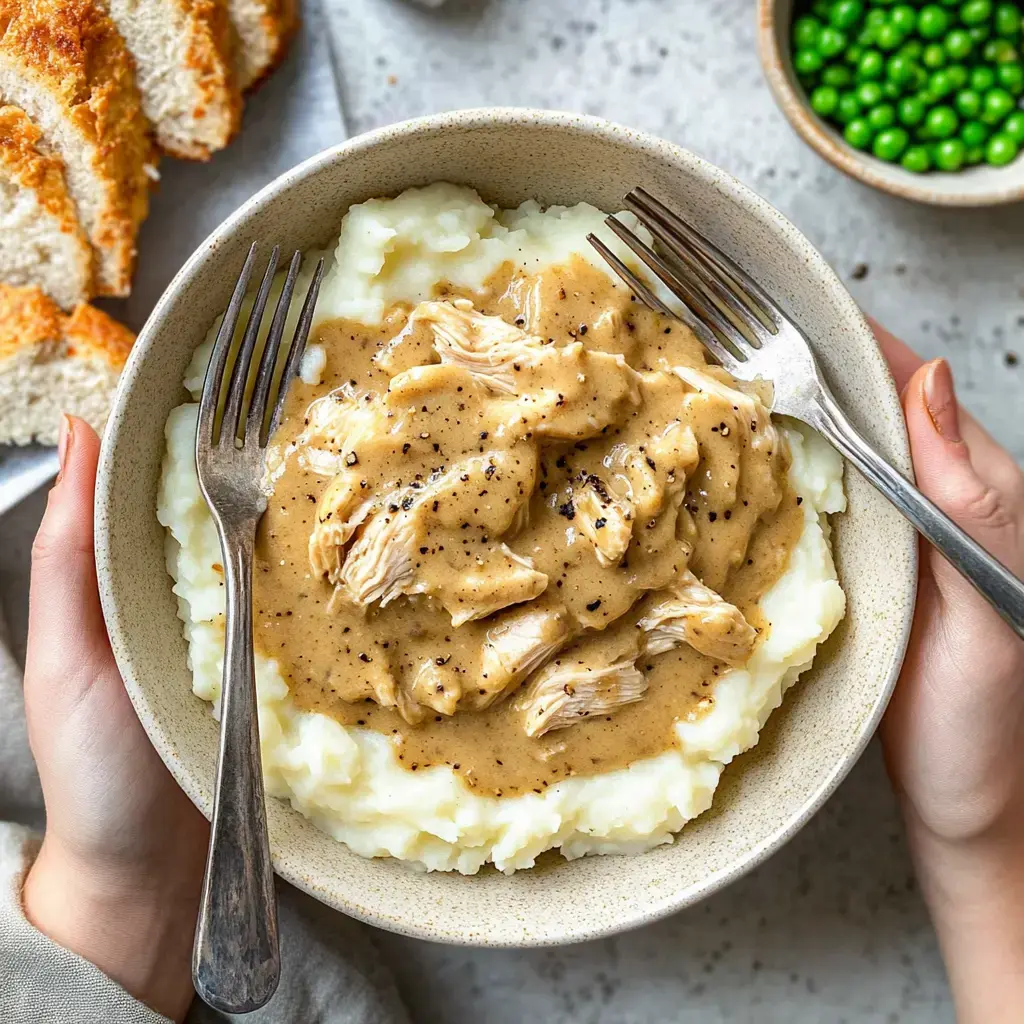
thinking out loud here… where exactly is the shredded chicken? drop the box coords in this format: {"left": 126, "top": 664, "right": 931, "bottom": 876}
{"left": 308, "top": 473, "right": 374, "bottom": 583}
{"left": 333, "top": 451, "right": 547, "bottom": 624}
{"left": 475, "top": 605, "right": 574, "bottom": 708}
{"left": 639, "top": 570, "right": 758, "bottom": 666}
{"left": 405, "top": 660, "right": 463, "bottom": 720}
{"left": 518, "top": 657, "right": 648, "bottom": 738}
{"left": 675, "top": 364, "right": 780, "bottom": 460}
{"left": 416, "top": 300, "right": 642, "bottom": 438}
{"left": 574, "top": 475, "right": 633, "bottom": 567}
{"left": 413, "top": 299, "right": 549, "bottom": 394}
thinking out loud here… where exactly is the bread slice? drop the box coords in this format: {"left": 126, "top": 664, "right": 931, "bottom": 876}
{"left": 106, "top": 0, "right": 242, "bottom": 160}
{"left": 0, "top": 282, "right": 134, "bottom": 445}
{"left": 0, "top": 0, "right": 155, "bottom": 297}
{"left": 228, "top": 0, "right": 298, "bottom": 90}
{"left": 0, "top": 105, "right": 93, "bottom": 311}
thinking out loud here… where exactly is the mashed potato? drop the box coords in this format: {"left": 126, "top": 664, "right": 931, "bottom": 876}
{"left": 158, "top": 184, "right": 846, "bottom": 874}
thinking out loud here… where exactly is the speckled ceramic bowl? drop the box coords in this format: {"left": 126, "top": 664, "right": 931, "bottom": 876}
{"left": 759, "top": 0, "right": 1024, "bottom": 207}
{"left": 95, "top": 109, "right": 916, "bottom": 947}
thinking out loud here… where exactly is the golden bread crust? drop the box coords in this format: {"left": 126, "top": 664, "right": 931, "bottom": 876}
{"left": 0, "top": 0, "right": 155, "bottom": 295}
{"left": 0, "top": 281, "right": 134, "bottom": 367}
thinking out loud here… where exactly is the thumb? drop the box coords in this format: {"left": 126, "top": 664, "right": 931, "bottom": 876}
{"left": 26, "top": 415, "right": 114, "bottom": 688}
{"left": 903, "top": 359, "right": 1020, "bottom": 577}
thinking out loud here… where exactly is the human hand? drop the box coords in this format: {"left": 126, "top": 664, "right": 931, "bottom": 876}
{"left": 20, "top": 416, "right": 209, "bottom": 1023}
{"left": 873, "top": 324, "right": 1024, "bottom": 1022}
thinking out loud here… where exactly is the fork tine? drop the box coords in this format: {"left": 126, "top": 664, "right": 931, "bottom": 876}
{"left": 624, "top": 192, "right": 771, "bottom": 344}
{"left": 247, "top": 250, "right": 302, "bottom": 447}
{"left": 267, "top": 256, "right": 325, "bottom": 440}
{"left": 222, "top": 247, "right": 280, "bottom": 444}
{"left": 628, "top": 187, "right": 782, "bottom": 330}
{"left": 603, "top": 215, "right": 753, "bottom": 361}
{"left": 199, "top": 242, "right": 258, "bottom": 446}
{"left": 587, "top": 233, "right": 743, "bottom": 373}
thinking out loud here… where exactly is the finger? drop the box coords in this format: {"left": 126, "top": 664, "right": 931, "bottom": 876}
{"left": 26, "top": 416, "right": 115, "bottom": 686}
{"left": 869, "top": 319, "right": 1022, "bottom": 501}
{"left": 903, "top": 359, "right": 1023, "bottom": 582}
{"left": 869, "top": 317, "right": 923, "bottom": 393}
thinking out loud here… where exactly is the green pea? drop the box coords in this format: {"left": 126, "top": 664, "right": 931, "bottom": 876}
{"left": 872, "top": 126, "right": 910, "bottom": 159}
{"left": 883, "top": 80, "right": 904, "bottom": 98}
{"left": 944, "top": 28, "right": 974, "bottom": 60}
{"left": 858, "top": 48, "right": 886, "bottom": 78}
{"left": 813, "top": 0, "right": 833, "bottom": 18}
{"left": 984, "top": 38, "right": 1019, "bottom": 62}
{"left": 922, "top": 42, "right": 948, "bottom": 68}
{"left": 869, "top": 103, "right": 899, "bottom": 130}
{"left": 960, "top": 118, "right": 991, "bottom": 146}
{"left": 877, "top": 22, "right": 906, "bottom": 50}
{"left": 929, "top": 69, "right": 956, "bottom": 97}
{"left": 865, "top": 8, "right": 888, "bottom": 28}
{"left": 925, "top": 104, "right": 960, "bottom": 136}
{"left": 794, "top": 16, "right": 822, "bottom": 50}
{"left": 795, "top": 48, "right": 826, "bottom": 75}
{"left": 900, "top": 40, "right": 925, "bottom": 61}
{"left": 982, "top": 87, "right": 1016, "bottom": 123}
{"left": 994, "top": 3, "right": 1022, "bottom": 37}
{"left": 1003, "top": 110, "right": 1024, "bottom": 140}
{"left": 892, "top": 5, "right": 918, "bottom": 30}
{"left": 960, "top": 0, "right": 993, "bottom": 26}
{"left": 811, "top": 85, "right": 841, "bottom": 116}
{"left": 837, "top": 90, "right": 864, "bottom": 122}
{"left": 831, "top": 0, "right": 865, "bottom": 29}
{"left": 846, "top": 43, "right": 866, "bottom": 64}
{"left": 918, "top": 5, "right": 952, "bottom": 38}
{"left": 845, "top": 117, "right": 875, "bottom": 148}
{"left": 969, "top": 25, "right": 992, "bottom": 44}
{"left": 858, "top": 24, "right": 880, "bottom": 45}
{"left": 934, "top": 137, "right": 967, "bottom": 169}
{"left": 970, "top": 65, "right": 997, "bottom": 90}
{"left": 888, "top": 53, "right": 913, "bottom": 84}
{"left": 955, "top": 88, "right": 984, "bottom": 117}
{"left": 857, "top": 80, "right": 886, "bottom": 105}
{"left": 986, "top": 131, "right": 1021, "bottom": 162}
{"left": 901, "top": 144, "right": 933, "bottom": 170}
{"left": 819, "top": 26, "right": 848, "bottom": 57}
{"left": 823, "top": 64, "right": 854, "bottom": 87}
{"left": 965, "top": 145, "right": 986, "bottom": 163}
{"left": 946, "top": 64, "right": 970, "bottom": 88}
{"left": 997, "top": 61, "right": 1024, "bottom": 94}
{"left": 898, "top": 94, "right": 928, "bottom": 124}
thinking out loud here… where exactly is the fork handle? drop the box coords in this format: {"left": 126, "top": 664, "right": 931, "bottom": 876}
{"left": 811, "top": 393, "right": 1024, "bottom": 642}
{"left": 192, "top": 523, "right": 280, "bottom": 1013}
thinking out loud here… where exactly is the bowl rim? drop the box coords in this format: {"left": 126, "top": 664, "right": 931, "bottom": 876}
{"left": 96, "top": 106, "right": 917, "bottom": 946}
{"left": 756, "top": 0, "right": 1024, "bottom": 208}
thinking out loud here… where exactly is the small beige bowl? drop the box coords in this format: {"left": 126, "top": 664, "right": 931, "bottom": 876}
{"left": 759, "top": 0, "right": 1024, "bottom": 207}
{"left": 95, "top": 109, "right": 916, "bottom": 947}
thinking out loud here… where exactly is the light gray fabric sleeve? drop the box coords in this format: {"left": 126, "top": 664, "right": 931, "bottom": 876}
{"left": 0, "top": 823, "right": 173, "bottom": 1024}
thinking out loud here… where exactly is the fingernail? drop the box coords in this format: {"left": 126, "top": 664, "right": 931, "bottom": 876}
{"left": 923, "top": 359, "right": 961, "bottom": 443}
{"left": 56, "top": 415, "right": 73, "bottom": 483}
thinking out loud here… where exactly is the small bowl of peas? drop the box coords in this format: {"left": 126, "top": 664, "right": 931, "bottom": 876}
{"left": 758, "top": 0, "right": 1024, "bottom": 205}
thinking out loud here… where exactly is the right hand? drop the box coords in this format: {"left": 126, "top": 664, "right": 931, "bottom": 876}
{"left": 873, "top": 323, "right": 1024, "bottom": 1022}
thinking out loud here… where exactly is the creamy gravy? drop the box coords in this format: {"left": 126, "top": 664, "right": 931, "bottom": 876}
{"left": 252, "top": 257, "right": 802, "bottom": 795}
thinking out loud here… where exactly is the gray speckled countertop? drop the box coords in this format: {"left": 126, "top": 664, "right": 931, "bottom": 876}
{"left": 3, "top": 0, "right": 1022, "bottom": 1019}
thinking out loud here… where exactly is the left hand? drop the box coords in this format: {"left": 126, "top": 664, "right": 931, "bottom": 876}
{"left": 21, "top": 416, "right": 209, "bottom": 1023}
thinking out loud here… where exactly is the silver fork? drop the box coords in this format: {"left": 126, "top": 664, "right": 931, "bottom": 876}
{"left": 193, "top": 242, "right": 324, "bottom": 1013}
{"left": 589, "top": 187, "right": 1024, "bottom": 641}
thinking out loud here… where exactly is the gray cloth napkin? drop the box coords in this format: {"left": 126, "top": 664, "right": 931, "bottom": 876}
{"left": 0, "top": 9, "right": 411, "bottom": 1022}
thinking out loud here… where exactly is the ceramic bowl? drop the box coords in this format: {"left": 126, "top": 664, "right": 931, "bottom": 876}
{"left": 95, "top": 109, "right": 916, "bottom": 947}
{"left": 758, "top": 0, "right": 1024, "bottom": 207}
